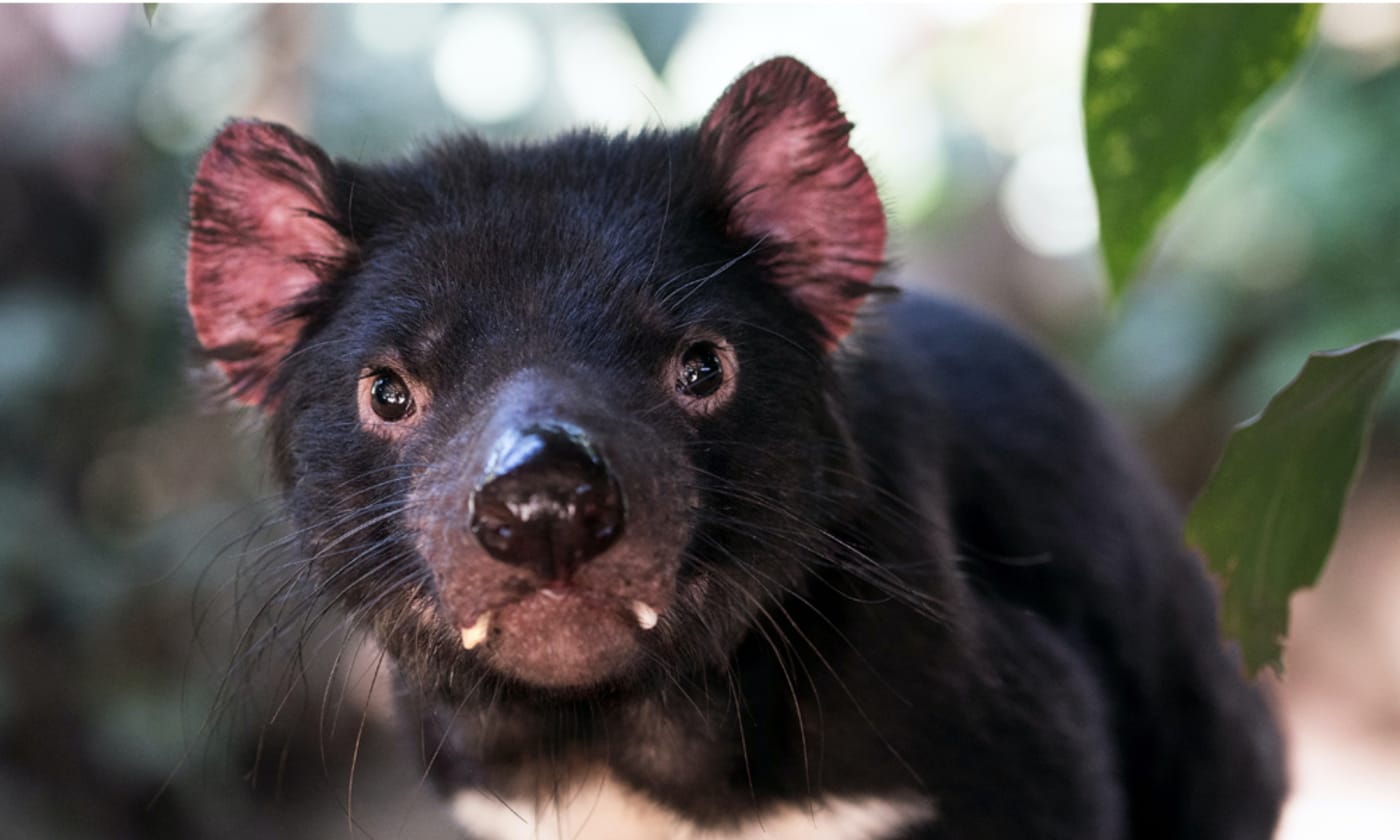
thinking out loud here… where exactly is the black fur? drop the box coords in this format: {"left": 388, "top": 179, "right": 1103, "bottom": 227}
{"left": 191, "top": 70, "right": 1284, "bottom": 839}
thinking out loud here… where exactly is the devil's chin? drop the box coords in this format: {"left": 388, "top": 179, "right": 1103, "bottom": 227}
{"left": 474, "top": 592, "right": 647, "bottom": 689}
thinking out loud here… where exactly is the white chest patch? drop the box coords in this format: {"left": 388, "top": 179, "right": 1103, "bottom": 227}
{"left": 451, "top": 773, "right": 936, "bottom": 840}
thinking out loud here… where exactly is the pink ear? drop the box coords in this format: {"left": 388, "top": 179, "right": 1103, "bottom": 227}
{"left": 186, "top": 120, "right": 352, "bottom": 406}
{"left": 700, "top": 57, "right": 886, "bottom": 347}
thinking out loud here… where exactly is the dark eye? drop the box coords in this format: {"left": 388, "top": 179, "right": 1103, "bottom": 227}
{"left": 677, "top": 342, "right": 724, "bottom": 398}
{"left": 370, "top": 370, "right": 414, "bottom": 421}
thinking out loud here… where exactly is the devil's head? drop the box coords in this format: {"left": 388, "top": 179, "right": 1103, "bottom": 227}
{"left": 185, "top": 58, "right": 887, "bottom": 696}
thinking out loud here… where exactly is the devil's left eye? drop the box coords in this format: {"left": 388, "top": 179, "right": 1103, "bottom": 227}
{"left": 677, "top": 342, "right": 724, "bottom": 398}
{"left": 369, "top": 370, "right": 414, "bottom": 421}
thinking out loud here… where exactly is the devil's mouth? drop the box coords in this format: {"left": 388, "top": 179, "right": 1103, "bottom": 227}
{"left": 446, "top": 582, "right": 665, "bottom": 688}
{"left": 458, "top": 586, "right": 660, "bottom": 651}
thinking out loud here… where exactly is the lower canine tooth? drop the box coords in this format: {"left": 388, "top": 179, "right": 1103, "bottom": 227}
{"left": 631, "top": 601, "right": 659, "bottom": 630}
{"left": 460, "top": 612, "right": 492, "bottom": 650}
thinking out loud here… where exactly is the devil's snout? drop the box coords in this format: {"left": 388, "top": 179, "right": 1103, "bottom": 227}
{"left": 469, "top": 423, "right": 625, "bottom": 582}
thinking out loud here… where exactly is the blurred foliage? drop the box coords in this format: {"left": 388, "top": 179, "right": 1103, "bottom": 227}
{"left": 1187, "top": 336, "right": 1400, "bottom": 673}
{"left": 1084, "top": 3, "right": 1319, "bottom": 294}
{"left": 1080, "top": 41, "right": 1400, "bottom": 494}
{"left": 1083, "top": 4, "right": 1400, "bottom": 675}
{"left": 0, "top": 4, "right": 1397, "bottom": 837}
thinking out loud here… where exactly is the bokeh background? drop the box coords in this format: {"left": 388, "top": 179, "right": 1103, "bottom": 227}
{"left": 2, "top": 4, "right": 1399, "bottom": 838}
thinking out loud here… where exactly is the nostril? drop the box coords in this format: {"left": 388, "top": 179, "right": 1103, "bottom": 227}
{"left": 472, "top": 518, "right": 514, "bottom": 555}
{"left": 468, "top": 424, "right": 625, "bottom": 580}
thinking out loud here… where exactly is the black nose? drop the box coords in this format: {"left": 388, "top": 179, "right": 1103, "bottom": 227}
{"left": 469, "top": 424, "right": 625, "bottom": 582}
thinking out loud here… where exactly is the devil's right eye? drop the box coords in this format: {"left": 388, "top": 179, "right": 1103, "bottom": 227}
{"left": 369, "top": 370, "right": 414, "bottom": 421}
{"left": 677, "top": 342, "right": 724, "bottom": 398}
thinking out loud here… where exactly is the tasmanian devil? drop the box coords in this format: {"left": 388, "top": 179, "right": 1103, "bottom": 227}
{"left": 184, "top": 57, "right": 1284, "bottom": 839}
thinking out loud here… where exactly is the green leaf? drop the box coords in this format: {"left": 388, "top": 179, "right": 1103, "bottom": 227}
{"left": 1186, "top": 334, "right": 1400, "bottom": 674}
{"left": 1084, "top": 4, "right": 1319, "bottom": 296}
